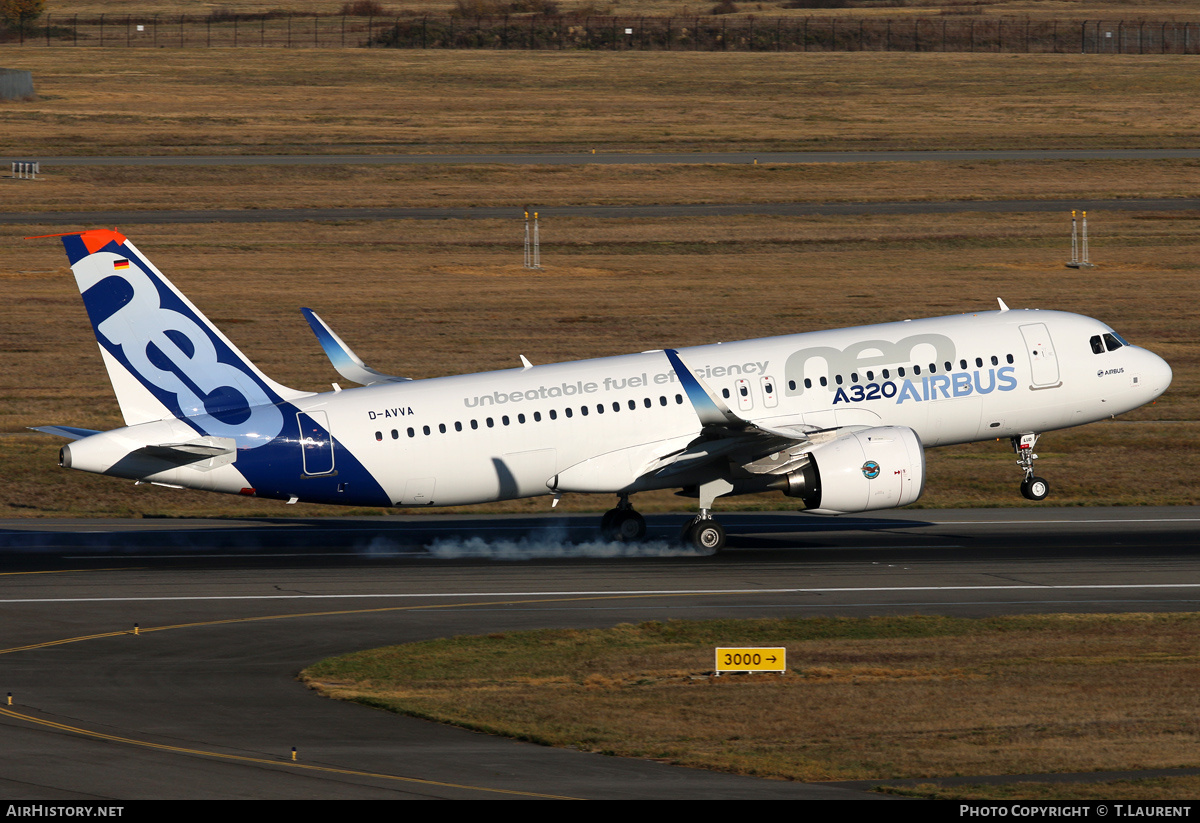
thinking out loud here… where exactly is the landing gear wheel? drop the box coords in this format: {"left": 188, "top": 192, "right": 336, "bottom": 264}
{"left": 1021, "top": 476, "right": 1049, "bottom": 501}
{"left": 602, "top": 509, "right": 646, "bottom": 541}
{"left": 681, "top": 520, "right": 725, "bottom": 554}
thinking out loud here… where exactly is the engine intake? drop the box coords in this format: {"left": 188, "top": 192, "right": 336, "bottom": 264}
{"left": 772, "top": 426, "right": 925, "bottom": 514}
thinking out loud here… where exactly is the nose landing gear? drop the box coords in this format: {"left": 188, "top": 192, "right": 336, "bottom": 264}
{"left": 680, "top": 511, "right": 725, "bottom": 554}
{"left": 1013, "top": 433, "right": 1049, "bottom": 501}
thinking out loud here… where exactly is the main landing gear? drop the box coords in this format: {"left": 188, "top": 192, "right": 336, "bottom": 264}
{"left": 599, "top": 488, "right": 730, "bottom": 554}
{"left": 1013, "top": 433, "right": 1050, "bottom": 501}
{"left": 600, "top": 494, "right": 646, "bottom": 541}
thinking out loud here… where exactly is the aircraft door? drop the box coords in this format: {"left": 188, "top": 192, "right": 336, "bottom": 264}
{"left": 1019, "top": 323, "right": 1061, "bottom": 388}
{"left": 735, "top": 379, "right": 753, "bottom": 411}
{"left": 297, "top": 411, "right": 335, "bottom": 475}
{"left": 761, "top": 376, "right": 778, "bottom": 409}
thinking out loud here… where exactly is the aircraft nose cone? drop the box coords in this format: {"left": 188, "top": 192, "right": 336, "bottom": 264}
{"left": 1144, "top": 350, "right": 1173, "bottom": 397}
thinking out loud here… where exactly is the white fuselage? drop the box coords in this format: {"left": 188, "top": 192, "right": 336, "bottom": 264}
{"left": 244, "top": 308, "right": 1165, "bottom": 507}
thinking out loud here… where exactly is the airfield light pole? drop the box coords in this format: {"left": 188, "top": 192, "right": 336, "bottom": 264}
{"left": 524, "top": 208, "right": 543, "bottom": 270}
{"left": 524, "top": 209, "right": 531, "bottom": 268}
{"left": 1066, "top": 210, "right": 1094, "bottom": 268}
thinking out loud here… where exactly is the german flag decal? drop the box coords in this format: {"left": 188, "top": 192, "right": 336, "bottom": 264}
{"left": 113, "top": 259, "right": 130, "bottom": 270}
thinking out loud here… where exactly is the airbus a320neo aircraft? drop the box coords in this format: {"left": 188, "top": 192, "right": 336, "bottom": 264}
{"left": 33, "top": 229, "right": 1172, "bottom": 552}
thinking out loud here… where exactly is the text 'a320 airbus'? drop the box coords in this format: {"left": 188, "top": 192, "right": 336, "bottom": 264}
{"left": 31, "top": 230, "right": 1172, "bottom": 553}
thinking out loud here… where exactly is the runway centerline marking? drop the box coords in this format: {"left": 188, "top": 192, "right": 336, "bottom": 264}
{"left": 0, "top": 706, "right": 578, "bottom": 800}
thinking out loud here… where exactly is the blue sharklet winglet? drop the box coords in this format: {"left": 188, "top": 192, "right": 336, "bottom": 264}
{"left": 301, "top": 308, "right": 412, "bottom": 386}
{"left": 663, "top": 348, "right": 816, "bottom": 443}
{"left": 664, "top": 348, "right": 750, "bottom": 429}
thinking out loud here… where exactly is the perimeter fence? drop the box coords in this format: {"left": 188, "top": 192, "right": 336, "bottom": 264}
{"left": 2, "top": 13, "right": 1198, "bottom": 54}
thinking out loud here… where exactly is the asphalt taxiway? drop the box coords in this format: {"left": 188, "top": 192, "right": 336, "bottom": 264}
{"left": 2, "top": 507, "right": 1197, "bottom": 799}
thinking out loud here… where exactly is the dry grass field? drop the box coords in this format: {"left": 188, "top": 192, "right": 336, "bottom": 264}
{"left": 5, "top": 50, "right": 1200, "bottom": 155}
{"left": 35, "top": 0, "right": 1200, "bottom": 22}
{"left": 1, "top": 47, "right": 1197, "bottom": 518}
{"left": 302, "top": 613, "right": 1200, "bottom": 793}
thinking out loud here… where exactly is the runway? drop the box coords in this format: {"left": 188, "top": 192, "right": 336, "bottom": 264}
{"left": 2, "top": 507, "right": 1198, "bottom": 799}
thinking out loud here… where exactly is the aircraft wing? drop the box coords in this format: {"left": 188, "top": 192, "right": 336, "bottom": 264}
{"left": 645, "top": 349, "right": 824, "bottom": 479}
{"left": 301, "top": 308, "right": 412, "bottom": 386}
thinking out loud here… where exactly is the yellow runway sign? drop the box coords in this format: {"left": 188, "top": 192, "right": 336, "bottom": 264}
{"left": 715, "top": 647, "right": 786, "bottom": 673}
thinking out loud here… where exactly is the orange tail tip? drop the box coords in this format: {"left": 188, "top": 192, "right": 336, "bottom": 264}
{"left": 26, "top": 229, "right": 127, "bottom": 254}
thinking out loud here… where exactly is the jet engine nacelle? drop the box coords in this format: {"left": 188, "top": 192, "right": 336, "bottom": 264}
{"left": 774, "top": 426, "right": 925, "bottom": 514}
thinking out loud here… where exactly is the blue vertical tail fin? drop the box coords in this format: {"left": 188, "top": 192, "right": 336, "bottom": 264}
{"left": 59, "top": 229, "right": 313, "bottom": 440}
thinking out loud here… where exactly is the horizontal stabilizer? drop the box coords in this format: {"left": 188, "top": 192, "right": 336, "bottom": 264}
{"left": 29, "top": 426, "right": 102, "bottom": 441}
{"left": 301, "top": 308, "right": 412, "bottom": 386}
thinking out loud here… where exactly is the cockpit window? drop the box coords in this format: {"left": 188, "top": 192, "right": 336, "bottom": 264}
{"left": 1090, "top": 335, "right": 1105, "bottom": 355}
{"left": 1103, "top": 333, "right": 1124, "bottom": 352}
